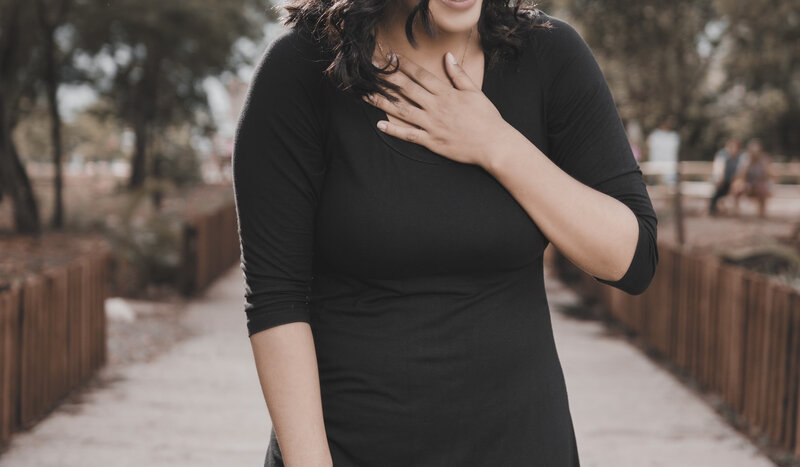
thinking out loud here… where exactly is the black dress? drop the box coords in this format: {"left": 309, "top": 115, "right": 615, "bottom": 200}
{"left": 232, "top": 12, "right": 658, "bottom": 467}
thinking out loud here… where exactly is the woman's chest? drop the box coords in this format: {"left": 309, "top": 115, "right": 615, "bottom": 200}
{"left": 314, "top": 64, "right": 549, "bottom": 279}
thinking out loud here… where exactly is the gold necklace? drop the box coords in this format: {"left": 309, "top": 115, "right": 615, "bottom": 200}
{"left": 376, "top": 25, "right": 474, "bottom": 67}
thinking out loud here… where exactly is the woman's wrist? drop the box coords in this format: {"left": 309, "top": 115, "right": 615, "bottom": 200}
{"left": 284, "top": 450, "right": 333, "bottom": 467}
{"left": 480, "top": 123, "right": 542, "bottom": 175}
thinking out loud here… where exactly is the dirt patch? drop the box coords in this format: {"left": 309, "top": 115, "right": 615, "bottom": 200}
{"left": 0, "top": 231, "right": 110, "bottom": 288}
{"left": 652, "top": 187, "right": 800, "bottom": 290}
{"left": 105, "top": 293, "right": 198, "bottom": 367}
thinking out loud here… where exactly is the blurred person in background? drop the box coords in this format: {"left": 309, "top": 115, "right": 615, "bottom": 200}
{"left": 731, "top": 138, "right": 773, "bottom": 218}
{"left": 627, "top": 120, "right": 644, "bottom": 163}
{"left": 708, "top": 137, "right": 744, "bottom": 216}
{"left": 646, "top": 117, "right": 680, "bottom": 186}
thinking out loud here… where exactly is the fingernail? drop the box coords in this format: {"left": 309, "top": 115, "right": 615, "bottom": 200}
{"left": 446, "top": 51, "right": 457, "bottom": 65}
{"left": 377, "top": 121, "right": 388, "bottom": 131}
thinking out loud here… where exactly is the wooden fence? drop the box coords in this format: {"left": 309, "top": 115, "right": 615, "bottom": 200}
{"left": 551, "top": 240, "right": 800, "bottom": 457}
{"left": 640, "top": 160, "right": 800, "bottom": 184}
{"left": 180, "top": 202, "right": 240, "bottom": 296}
{"left": 0, "top": 249, "right": 111, "bottom": 445}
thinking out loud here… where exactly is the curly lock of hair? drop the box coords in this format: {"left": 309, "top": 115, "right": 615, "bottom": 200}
{"left": 278, "top": 0, "right": 552, "bottom": 104}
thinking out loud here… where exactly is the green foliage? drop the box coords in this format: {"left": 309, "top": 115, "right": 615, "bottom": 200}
{"left": 158, "top": 151, "right": 203, "bottom": 187}
{"left": 71, "top": 0, "right": 270, "bottom": 133}
{"left": 551, "top": 0, "right": 799, "bottom": 159}
{"left": 713, "top": 0, "right": 800, "bottom": 156}
{"left": 64, "top": 99, "right": 130, "bottom": 163}
{"left": 554, "top": 0, "right": 723, "bottom": 159}
{"left": 104, "top": 179, "right": 183, "bottom": 288}
{"left": 1, "top": 0, "right": 271, "bottom": 194}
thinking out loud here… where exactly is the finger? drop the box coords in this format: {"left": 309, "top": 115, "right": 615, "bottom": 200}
{"left": 376, "top": 118, "right": 430, "bottom": 145}
{"left": 380, "top": 68, "right": 434, "bottom": 110}
{"left": 392, "top": 52, "right": 447, "bottom": 95}
{"left": 364, "top": 94, "right": 420, "bottom": 129}
{"left": 364, "top": 90, "right": 427, "bottom": 129}
{"left": 444, "top": 51, "right": 477, "bottom": 91}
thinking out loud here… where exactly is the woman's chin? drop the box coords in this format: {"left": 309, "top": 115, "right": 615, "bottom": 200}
{"left": 429, "top": 0, "right": 482, "bottom": 32}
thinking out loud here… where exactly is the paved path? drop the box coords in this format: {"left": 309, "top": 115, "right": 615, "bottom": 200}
{"left": 0, "top": 263, "right": 776, "bottom": 466}
{"left": 543, "top": 266, "right": 775, "bottom": 467}
{"left": 0, "top": 267, "right": 271, "bottom": 467}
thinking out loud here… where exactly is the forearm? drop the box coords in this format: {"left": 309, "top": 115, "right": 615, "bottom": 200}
{"left": 250, "top": 322, "right": 333, "bottom": 467}
{"left": 482, "top": 125, "right": 639, "bottom": 282}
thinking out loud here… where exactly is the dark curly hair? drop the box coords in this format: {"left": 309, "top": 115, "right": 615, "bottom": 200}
{"left": 278, "top": 0, "right": 552, "bottom": 104}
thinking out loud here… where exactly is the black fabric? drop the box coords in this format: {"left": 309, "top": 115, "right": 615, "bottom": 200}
{"left": 263, "top": 427, "right": 283, "bottom": 467}
{"left": 233, "top": 12, "right": 658, "bottom": 467}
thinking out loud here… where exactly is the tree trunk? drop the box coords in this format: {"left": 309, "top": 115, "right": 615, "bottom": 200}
{"left": 670, "top": 6, "right": 686, "bottom": 247}
{"left": 0, "top": 95, "right": 41, "bottom": 234}
{"left": 127, "top": 42, "right": 161, "bottom": 190}
{"left": 129, "top": 115, "right": 148, "bottom": 189}
{"left": 151, "top": 151, "right": 163, "bottom": 211}
{"left": 0, "top": 1, "right": 39, "bottom": 233}
{"left": 42, "top": 24, "right": 64, "bottom": 228}
{"left": 673, "top": 165, "right": 685, "bottom": 245}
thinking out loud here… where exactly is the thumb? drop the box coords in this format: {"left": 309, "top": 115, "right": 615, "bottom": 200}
{"left": 444, "top": 51, "right": 476, "bottom": 91}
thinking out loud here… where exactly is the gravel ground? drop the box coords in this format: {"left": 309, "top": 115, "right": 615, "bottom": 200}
{"left": 105, "top": 293, "right": 198, "bottom": 367}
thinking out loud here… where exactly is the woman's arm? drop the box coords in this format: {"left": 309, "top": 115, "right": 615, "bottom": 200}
{"left": 711, "top": 152, "right": 725, "bottom": 185}
{"left": 484, "top": 130, "right": 640, "bottom": 285}
{"left": 486, "top": 18, "right": 658, "bottom": 295}
{"left": 232, "top": 26, "right": 332, "bottom": 466}
{"left": 251, "top": 324, "right": 332, "bottom": 467}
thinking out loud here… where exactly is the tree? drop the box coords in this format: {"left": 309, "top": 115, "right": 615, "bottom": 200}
{"left": 554, "top": 0, "right": 731, "bottom": 245}
{"left": 0, "top": 0, "right": 42, "bottom": 234}
{"left": 714, "top": 0, "right": 800, "bottom": 157}
{"left": 35, "top": 0, "right": 72, "bottom": 228}
{"left": 73, "top": 0, "right": 271, "bottom": 190}
{"left": 1, "top": 0, "right": 272, "bottom": 233}
{"left": 555, "top": 1, "right": 726, "bottom": 156}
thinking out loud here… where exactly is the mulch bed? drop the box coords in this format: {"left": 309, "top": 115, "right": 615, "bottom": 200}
{"left": 0, "top": 231, "right": 110, "bottom": 289}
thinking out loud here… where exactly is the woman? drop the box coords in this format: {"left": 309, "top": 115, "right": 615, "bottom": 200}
{"left": 232, "top": 1, "right": 659, "bottom": 466}
{"left": 731, "top": 138, "right": 773, "bottom": 218}
{"left": 708, "top": 137, "right": 744, "bottom": 216}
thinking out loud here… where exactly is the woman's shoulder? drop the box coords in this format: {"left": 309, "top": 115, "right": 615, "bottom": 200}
{"left": 270, "top": 22, "right": 329, "bottom": 59}
{"left": 252, "top": 23, "right": 331, "bottom": 88}
{"left": 514, "top": 11, "right": 608, "bottom": 94}
{"left": 523, "top": 12, "right": 594, "bottom": 66}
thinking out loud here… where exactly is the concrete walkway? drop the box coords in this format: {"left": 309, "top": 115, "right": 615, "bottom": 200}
{"left": 543, "top": 266, "right": 775, "bottom": 467}
{"left": 0, "top": 268, "right": 271, "bottom": 467}
{"left": 0, "top": 264, "right": 776, "bottom": 466}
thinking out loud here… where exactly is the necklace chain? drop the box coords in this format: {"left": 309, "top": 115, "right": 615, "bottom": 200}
{"left": 376, "top": 26, "right": 474, "bottom": 67}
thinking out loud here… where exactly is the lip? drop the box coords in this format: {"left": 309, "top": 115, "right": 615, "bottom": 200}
{"left": 439, "top": 0, "right": 478, "bottom": 11}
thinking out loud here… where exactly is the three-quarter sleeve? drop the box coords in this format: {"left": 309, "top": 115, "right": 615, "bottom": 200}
{"left": 542, "top": 18, "right": 659, "bottom": 295}
{"left": 232, "top": 27, "right": 328, "bottom": 337}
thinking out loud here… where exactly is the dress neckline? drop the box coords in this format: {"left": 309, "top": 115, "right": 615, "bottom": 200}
{"left": 359, "top": 51, "right": 495, "bottom": 166}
